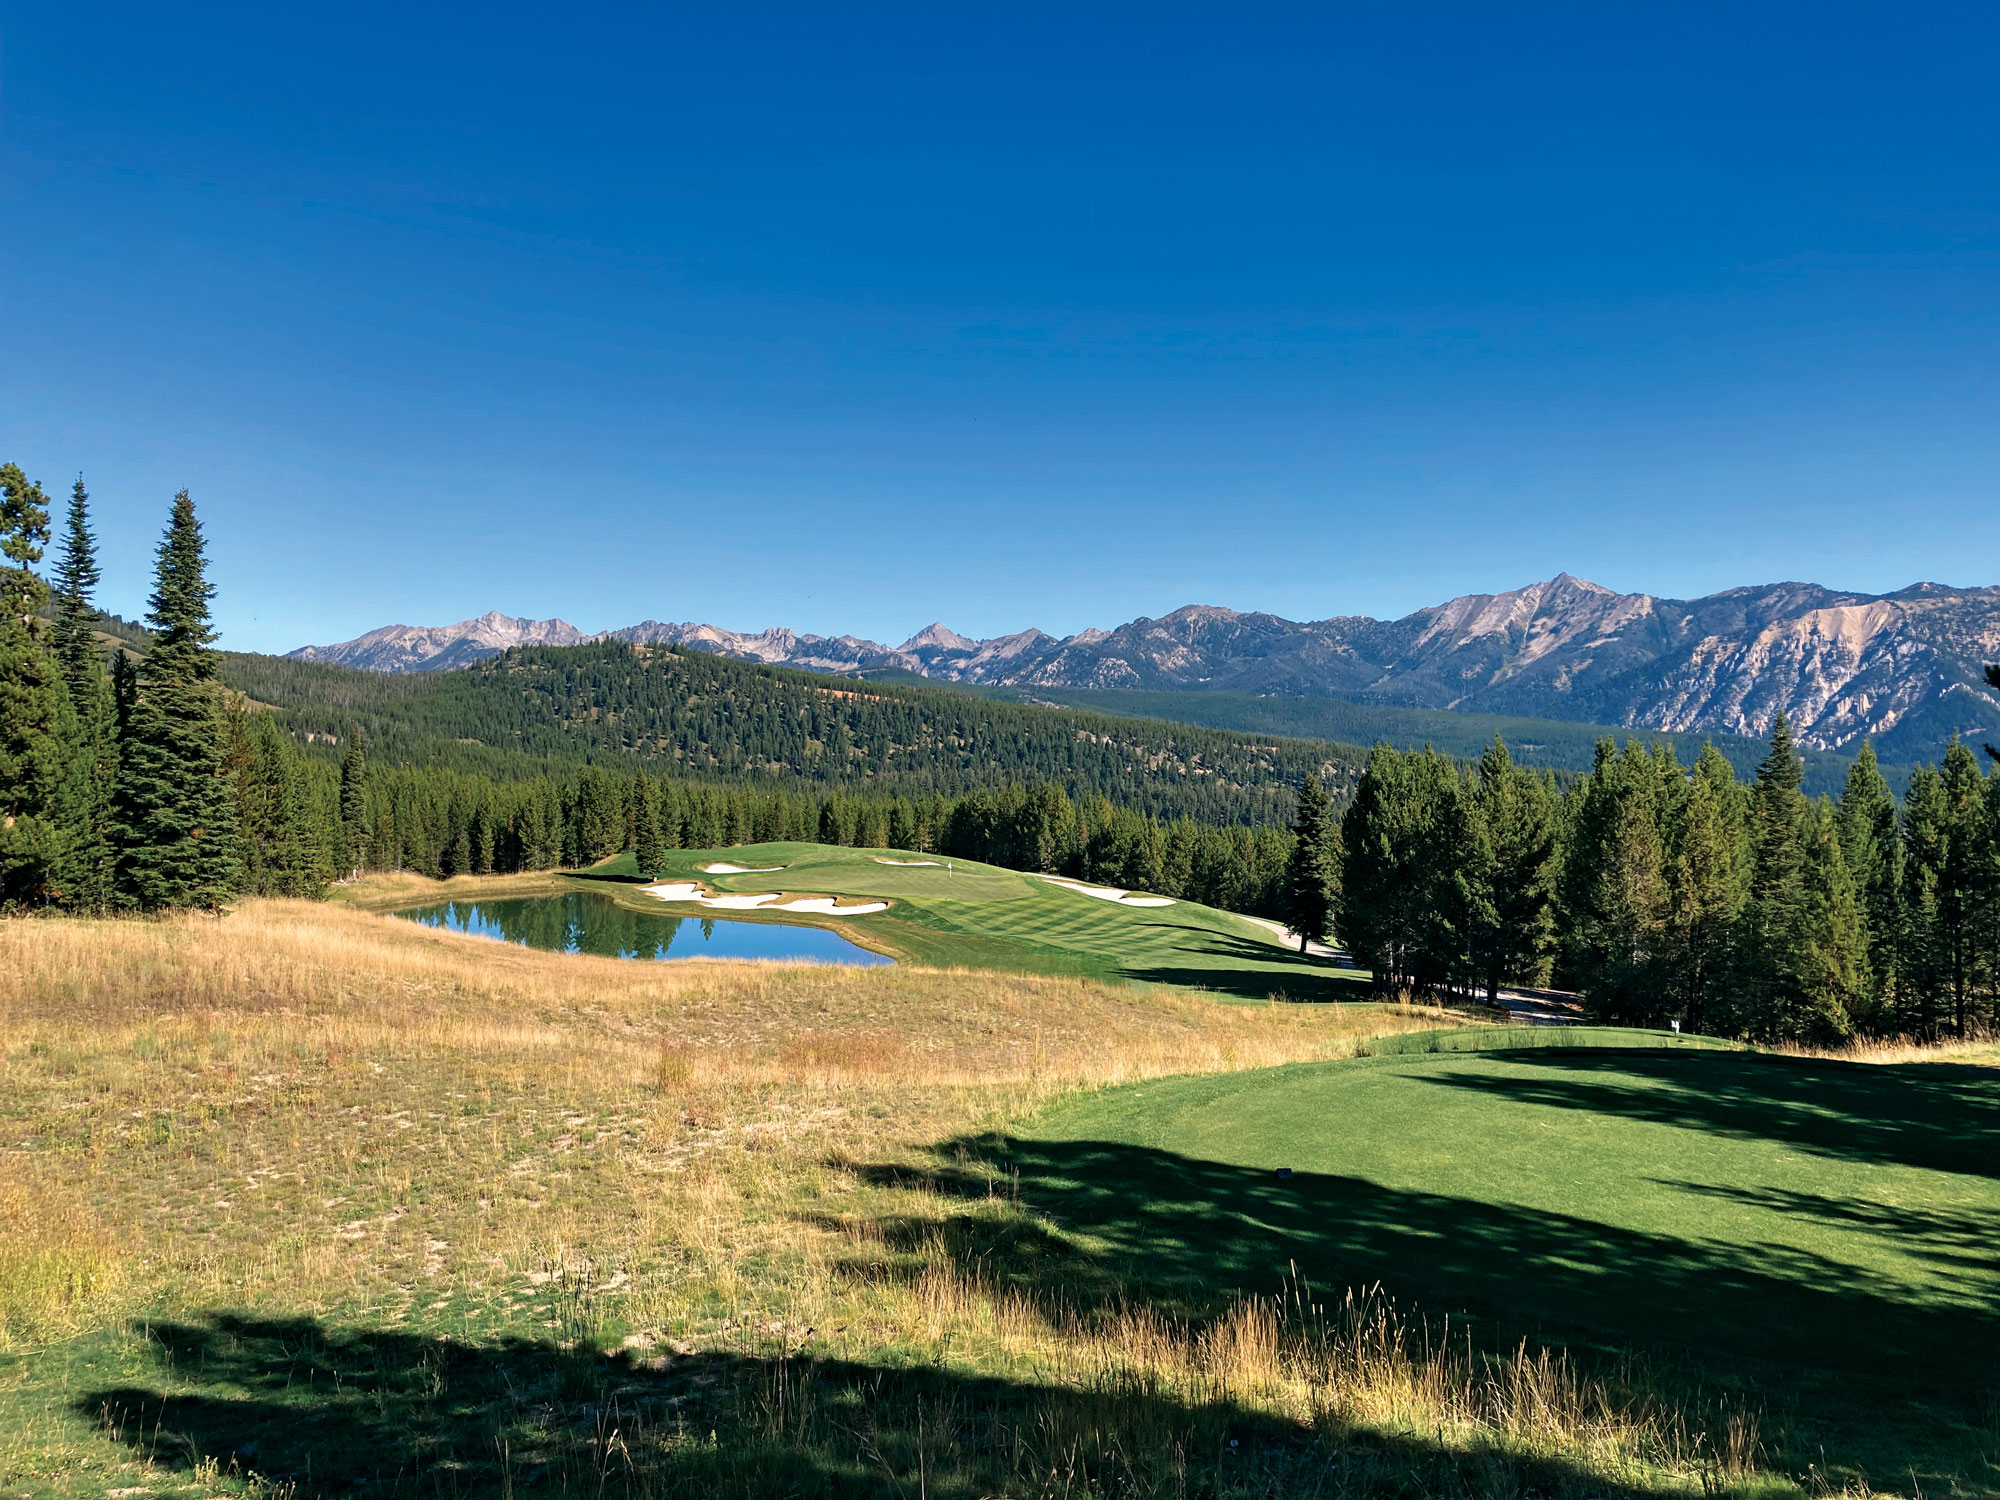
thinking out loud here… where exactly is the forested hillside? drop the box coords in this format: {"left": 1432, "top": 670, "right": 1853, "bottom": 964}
{"left": 943, "top": 682, "right": 1871, "bottom": 797}
{"left": 221, "top": 642, "right": 1366, "bottom": 826}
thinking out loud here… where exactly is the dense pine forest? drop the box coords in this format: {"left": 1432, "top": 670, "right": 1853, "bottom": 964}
{"left": 6, "top": 458, "right": 2000, "bottom": 1042}
{"left": 218, "top": 642, "right": 1365, "bottom": 825}
{"left": 1327, "top": 727, "right": 2000, "bottom": 1042}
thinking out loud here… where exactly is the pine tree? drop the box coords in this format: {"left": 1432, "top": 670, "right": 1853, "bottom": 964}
{"left": 1560, "top": 741, "right": 1670, "bottom": 1021}
{"left": 1736, "top": 712, "right": 1820, "bottom": 1040}
{"left": 633, "top": 770, "right": 667, "bottom": 879}
{"left": 1836, "top": 741, "right": 1901, "bottom": 1029}
{"left": 1466, "top": 739, "right": 1559, "bottom": 1000}
{"left": 1790, "top": 798, "right": 1864, "bottom": 1042}
{"left": 110, "top": 491, "right": 243, "bottom": 910}
{"left": 339, "top": 727, "right": 369, "bottom": 877}
{"left": 1283, "top": 773, "right": 1337, "bottom": 952}
{"left": 44, "top": 476, "right": 117, "bottom": 909}
{"left": 0, "top": 462, "right": 66, "bottom": 909}
{"left": 1661, "top": 744, "right": 1746, "bottom": 1033}
{"left": 48, "top": 478, "right": 102, "bottom": 688}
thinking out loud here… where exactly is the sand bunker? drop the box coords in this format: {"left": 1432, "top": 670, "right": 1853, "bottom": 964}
{"left": 872, "top": 858, "right": 942, "bottom": 866}
{"left": 1035, "top": 874, "right": 1176, "bottom": 907}
{"left": 701, "top": 862, "right": 785, "bottom": 874}
{"left": 643, "top": 881, "right": 888, "bottom": 917}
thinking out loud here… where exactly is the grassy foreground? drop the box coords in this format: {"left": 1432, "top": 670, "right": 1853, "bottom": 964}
{"left": 1006, "top": 1048, "right": 2000, "bottom": 1489}
{"left": 1, "top": 898, "right": 1989, "bottom": 1496}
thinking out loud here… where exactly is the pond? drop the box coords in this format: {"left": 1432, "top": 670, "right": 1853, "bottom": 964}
{"left": 397, "top": 891, "right": 894, "bottom": 966}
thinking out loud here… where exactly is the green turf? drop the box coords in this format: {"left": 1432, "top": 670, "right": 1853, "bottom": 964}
{"left": 574, "top": 842, "right": 1373, "bottom": 1000}
{"left": 940, "top": 1044, "right": 2000, "bottom": 1492}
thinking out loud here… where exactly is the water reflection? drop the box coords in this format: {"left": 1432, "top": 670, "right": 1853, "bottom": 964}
{"left": 398, "top": 891, "right": 893, "bottom": 966}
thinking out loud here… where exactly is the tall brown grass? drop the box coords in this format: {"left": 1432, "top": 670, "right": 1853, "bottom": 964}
{"left": 0, "top": 895, "right": 1811, "bottom": 1494}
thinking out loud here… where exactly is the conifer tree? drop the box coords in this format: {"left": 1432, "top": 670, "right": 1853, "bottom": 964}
{"left": 1836, "top": 741, "right": 1901, "bottom": 1028}
{"left": 1735, "top": 712, "right": 1820, "bottom": 1039}
{"left": 45, "top": 476, "right": 117, "bottom": 908}
{"left": 1283, "top": 773, "right": 1337, "bottom": 952}
{"left": 1661, "top": 744, "right": 1747, "bottom": 1032}
{"left": 48, "top": 478, "right": 102, "bottom": 689}
{"left": 1790, "top": 798, "right": 1865, "bottom": 1042}
{"left": 0, "top": 462, "right": 65, "bottom": 908}
{"left": 1560, "top": 741, "right": 1670, "bottom": 1021}
{"left": 110, "top": 491, "right": 243, "bottom": 910}
{"left": 339, "top": 727, "right": 369, "bottom": 877}
{"left": 632, "top": 770, "right": 667, "bottom": 879}
{"left": 1466, "top": 739, "right": 1559, "bottom": 999}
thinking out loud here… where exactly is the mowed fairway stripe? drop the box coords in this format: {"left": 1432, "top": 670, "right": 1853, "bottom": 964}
{"left": 581, "top": 843, "right": 1369, "bottom": 998}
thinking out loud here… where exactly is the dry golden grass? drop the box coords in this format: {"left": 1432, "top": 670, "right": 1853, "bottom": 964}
{"left": 0, "top": 897, "right": 1812, "bottom": 1496}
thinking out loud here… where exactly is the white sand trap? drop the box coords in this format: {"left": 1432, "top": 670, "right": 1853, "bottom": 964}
{"left": 1035, "top": 874, "right": 1176, "bottom": 907}
{"left": 701, "top": 862, "right": 785, "bottom": 874}
{"left": 872, "top": 858, "right": 942, "bottom": 866}
{"left": 642, "top": 881, "right": 888, "bottom": 917}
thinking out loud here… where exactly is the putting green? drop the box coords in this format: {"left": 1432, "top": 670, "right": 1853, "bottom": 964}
{"left": 1005, "top": 1044, "right": 2000, "bottom": 1489}
{"left": 580, "top": 843, "right": 1371, "bottom": 1000}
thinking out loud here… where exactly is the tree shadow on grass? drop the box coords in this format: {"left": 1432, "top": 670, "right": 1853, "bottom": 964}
{"left": 81, "top": 1312, "right": 1691, "bottom": 1499}
{"left": 1120, "top": 925, "right": 1372, "bottom": 1002}
{"left": 839, "top": 1122, "right": 2000, "bottom": 1490}
{"left": 1414, "top": 1048, "right": 2000, "bottom": 1181}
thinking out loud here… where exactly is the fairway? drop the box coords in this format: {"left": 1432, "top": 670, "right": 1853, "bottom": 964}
{"left": 976, "top": 1044, "right": 2000, "bottom": 1490}
{"left": 576, "top": 842, "right": 1373, "bottom": 1000}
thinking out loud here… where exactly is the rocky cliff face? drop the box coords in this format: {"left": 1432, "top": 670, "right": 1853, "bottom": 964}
{"left": 289, "top": 577, "right": 2000, "bottom": 763}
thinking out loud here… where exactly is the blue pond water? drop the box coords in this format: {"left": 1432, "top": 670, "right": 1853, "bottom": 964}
{"left": 398, "top": 891, "right": 893, "bottom": 966}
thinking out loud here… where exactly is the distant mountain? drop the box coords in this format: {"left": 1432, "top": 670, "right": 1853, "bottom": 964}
{"left": 289, "top": 575, "right": 2000, "bottom": 764}
{"left": 286, "top": 611, "right": 595, "bottom": 673}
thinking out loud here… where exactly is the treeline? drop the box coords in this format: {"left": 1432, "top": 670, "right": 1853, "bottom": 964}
{"left": 220, "top": 638, "right": 1363, "bottom": 827}
{"left": 0, "top": 467, "right": 1294, "bottom": 920}
{"left": 345, "top": 764, "right": 1297, "bottom": 918}
{"left": 1324, "top": 725, "right": 1998, "bottom": 1042}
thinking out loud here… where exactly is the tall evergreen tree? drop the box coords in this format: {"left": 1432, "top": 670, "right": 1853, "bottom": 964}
{"left": 1560, "top": 741, "right": 1670, "bottom": 1022}
{"left": 632, "top": 770, "right": 667, "bottom": 879}
{"left": 1465, "top": 738, "right": 1559, "bottom": 1000}
{"left": 1836, "top": 741, "right": 1901, "bottom": 1029}
{"left": 0, "top": 462, "right": 66, "bottom": 908}
{"left": 1661, "top": 744, "right": 1747, "bottom": 1033}
{"left": 1734, "top": 713, "right": 1808, "bottom": 1036}
{"left": 110, "top": 491, "right": 242, "bottom": 910}
{"left": 48, "top": 478, "right": 102, "bottom": 688}
{"left": 1790, "top": 798, "right": 1865, "bottom": 1042}
{"left": 339, "top": 727, "right": 370, "bottom": 877}
{"left": 44, "top": 476, "right": 117, "bottom": 909}
{"left": 1283, "top": 773, "right": 1337, "bottom": 952}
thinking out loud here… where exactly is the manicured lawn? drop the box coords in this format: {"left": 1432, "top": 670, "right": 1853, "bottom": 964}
{"left": 955, "top": 1043, "right": 2000, "bottom": 1491}
{"left": 577, "top": 842, "right": 1373, "bottom": 1001}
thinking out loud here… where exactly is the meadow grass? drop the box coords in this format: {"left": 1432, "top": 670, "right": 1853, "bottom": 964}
{"left": 0, "top": 896, "right": 1971, "bottom": 1496}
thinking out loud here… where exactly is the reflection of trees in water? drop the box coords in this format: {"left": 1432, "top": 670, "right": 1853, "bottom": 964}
{"left": 416, "top": 895, "right": 682, "bottom": 960}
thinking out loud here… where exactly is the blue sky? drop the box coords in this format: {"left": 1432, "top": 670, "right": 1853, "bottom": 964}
{"left": 4, "top": 3, "right": 1997, "bottom": 654}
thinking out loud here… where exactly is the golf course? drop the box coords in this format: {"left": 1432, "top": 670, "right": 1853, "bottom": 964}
{"left": 4, "top": 855, "right": 1998, "bottom": 1495}
{"left": 977, "top": 1041, "right": 2000, "bottom": 1485}
{"left": 553, "top": 841, "right": 1374, "bottom": 1001}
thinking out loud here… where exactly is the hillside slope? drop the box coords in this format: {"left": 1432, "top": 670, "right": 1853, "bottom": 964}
{"left": 226, "top": 642, "right": 1365, "bottom": 826}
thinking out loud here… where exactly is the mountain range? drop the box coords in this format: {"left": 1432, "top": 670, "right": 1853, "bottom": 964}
{"left": 288, "top": 576, "right": 2000, "bottom": 765}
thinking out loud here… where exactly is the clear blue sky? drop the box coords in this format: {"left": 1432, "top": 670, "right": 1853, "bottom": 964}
{"left": 4, "top": 3, "right": 1997, "bottom": 654}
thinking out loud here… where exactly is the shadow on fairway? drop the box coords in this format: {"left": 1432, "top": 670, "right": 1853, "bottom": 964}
{"left": 1121, "top": 923, "right": 1371, "bottom": 1001}
{"left": 1415, "top": 1048, "right": 2000, "bottom": 1181}
{"left": 838, "top": 1053, "right": 2000, "bottom": 1486}
{"left": 80, "top": 1312, "right": 1674, "bottom": 1499}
